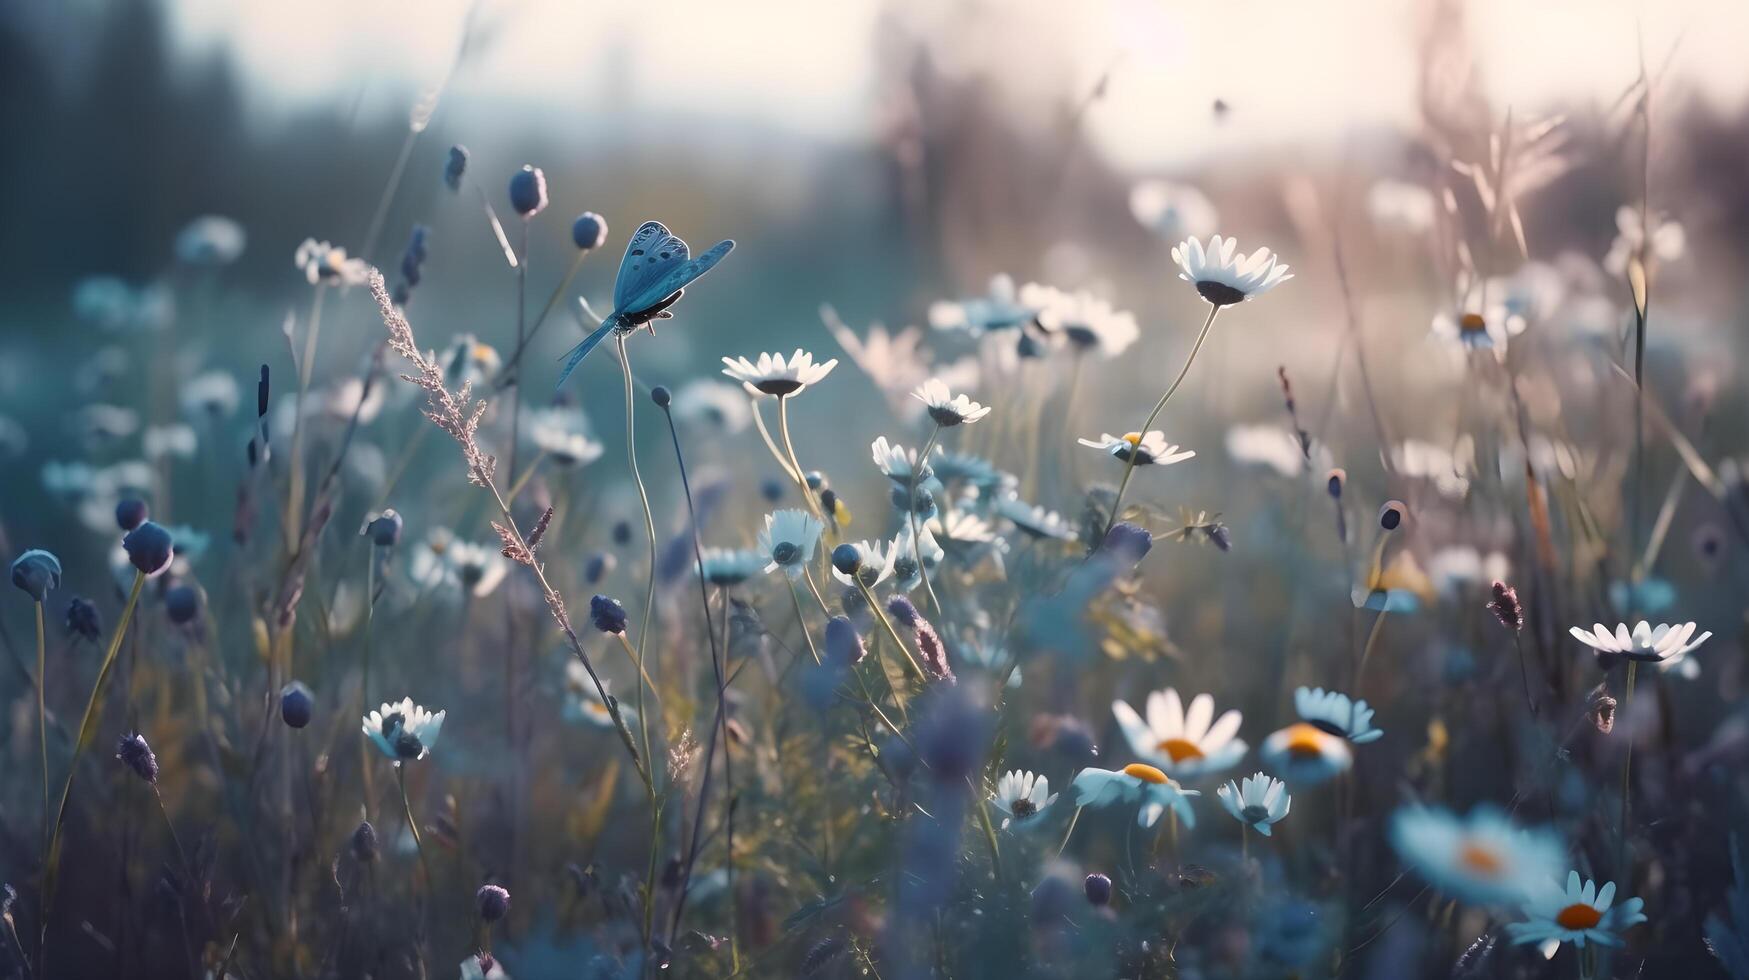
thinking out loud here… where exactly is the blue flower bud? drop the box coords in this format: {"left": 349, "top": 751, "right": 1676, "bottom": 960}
{"left": 612, "top": 521, "right": 632, "bottom": 546}
{"left": 10, "top": 549, "right": 61, "bottom": 602}
{"left": 363, "top": 510, "right": 403, "bottom": 548}
{"left": 508, "top": 165, "right": 547, "bottom": 217}
{"left": 589, "top": 594, "right": 628, "bottom": 635}
{"left": 1084, "top": 873, "right": 1113, "bottom": 906}
{"left": 444, "top": 145, "right": 469, "bottom": 192}
{"left": 650, "top": 385, "right": 671, "bottom": 408}
{"left": 830, "top": 543, "right": 861, "bottom": 575}
{"left": 571, "top": 212, "right": 607, "bottom": 250}
{"left": 476, "top": 884, "right": 511, "bottom": 922}
{"left": 116, "top": 498, "right": 148, "bottom": 531}
{"left": 280, "top": 681, "right": 313, "bottom": 729}
{"left": 164, "top": 584, "right": 201, "bottom": 625}
{"left": 65, "top": 597, "right": 102, "bottom": 641}
{"left": 760, "top": 478, "right": 785, "bottom": 503}
{"left": 122, "top": 521, "right": 175, "bottom": 578}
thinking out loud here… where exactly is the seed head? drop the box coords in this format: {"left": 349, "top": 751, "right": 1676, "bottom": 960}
{"left": 1084, "top": 873, "right": 1113, "bottom": 906}
{"left": 1378, "top": 500, "right": 1406, "bottom": 531}
{"left": 165, "top": 584, "right": 201, "bottom": 625}
{"left": 571, "top": 211, "right": 608, "bottom": 250}
{"left": 508, "top": 165, "right": 547, "bottom": 217}
{"left": 476, "top": 883, "right": 511, "bottom": 923}
{"left": 590, "top": 595, "right": 628, "bottom": 635}
{"left": 122, "top": 521, "right": 176, "bottom": 578}
{"left": 65, "top": 597, "right": 102, "bottom": 641}
{"left": 1486, "top": 580, "right": 1523, "bottom": 632}
{"left": 116, "top": 731, "right": 159, "bottom": 783}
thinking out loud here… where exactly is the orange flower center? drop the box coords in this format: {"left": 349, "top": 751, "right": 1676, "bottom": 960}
{"left": 1459, "top": 312, "right": 1488, "bottom": 334}
{"left": 1458, "top": 841, "right": 1504, "bottom": 877}
{"left": 1282, "top": 723, "right": 1328, "bottom": 759}
{"left": 1555, "top": 903, "right": 1603, "bottom": 930}
{"left": 1122, "top": 762, "right": 1169, "bottom": 784}
{"left": 1122, "top": 432, "right": 1143, "bottom": 446}
{"left": 1156, "top": 738, "right": 1206, "bottom": 763}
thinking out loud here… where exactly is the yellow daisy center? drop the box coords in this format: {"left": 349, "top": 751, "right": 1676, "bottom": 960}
{"left": 1122, "top": 762, "right": 1169, "bottom": 784}
{"left": 1459, "top": 312, "right": 1488, "bottom": 334}
{"left": 1555, "top": 903, "right": 1603, "bottom": 930}
{"left": 1282, "top": 723, "right": 1329, "bottom": 759}
{"left": 1458, "top": 840, "right": 1504, "bottom": 877}
{"left": 1122, "top": 433, "right": 1143, "bottom": 446}
{"left": 1156, "top": 738, "right": 1205, "bottom": 764}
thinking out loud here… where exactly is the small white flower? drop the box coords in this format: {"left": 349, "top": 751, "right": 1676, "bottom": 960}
{"left": 1070, "top": 763, "right": 1199, "bottom": 829}
{"left": 449, "top": 541, "right": 509, "bottom": 597}
{"left": 871, "top": 436, "right": 935, "bottom": 484}
{"left": 1021, "top": 283, "right": 1140, "bottom": 358}
{"left": 1129, "top": 180, "right": 1218, "bottom": 242}
{"left": 564, "top": 660, "right": 635, "bottom": 729}
{"left": 1217, "top": 772, "right": 1291, "bottom": 836}
{"left": 525, "top": 407, "right": 604, "bottom": 468}
{"left": 143, "top": 424, "right": 198, "bottom": 461}
{"left": 671, "top": 379, "right": 752, "bottom": 436}
{"left": 698, "top": 547, "right": 767, "bottom": 587}
{"left": 758, "top": 509, "right": 823, "bottom": 579}
{"left": 994, "top": 498, "right": 1075, "bottom": 541}
{"left": 991, "top": 769, "right": 1059, "bottom": 830}
{"left": 911, "top": 379, "right": 991, "bottom": 427}
{"left": 721, "top": 349, "right": 838, "bottom": 397}
{"left": 1389, "top": 806, "right": 1564, "bottom": 907}
{"left": 831, "top": 539, "right": 892, "bottom": 590}
{"left": 1226, "top": 423, "right": 1322, "bottom": 478}
{"left": 438, "top": 335, "right": 502, "bottom": 389}
{"left": 1293, "top": 686, "right": 1384, "bottom": 744}
{"left": 176, "top": 215, "right": 247, "bottom": 266}
{"left": 927, "top": 510, "right": 1003, "bottom": 556}
{"left": 1568, "top": 621, "right": 1711, "bottom": 667}
{"left": 1259, "top": 723, "right": 1353, "bottom": 784}
{"left": 888, "top": 522, "right": 944, "bottom": 593}
{"left": 927, "top": 274, "right": 1037, "bottom": 335}
{"left": 1112, "top": 688, "right": 1247, "bottom": 778}
{"left": 1507, "top": 871, "right": 1646, "bottom": 950}
{"left": 1603, "top": 206, "right": 1684, "bottom": 277}
{"left": 1171, "top": 235, "right": 1292, "bottom": 306}
{"left": 362, "top": 697, "right": 446, "bottom": 762}
{"left": 181, "top": 370, "right": 241, "bottom": 418}
{"left": 1078, "top": 432, "right": 1195, "bottom": 467}
{"left": 295, "top": 238, "right": 370, "bottom": 286}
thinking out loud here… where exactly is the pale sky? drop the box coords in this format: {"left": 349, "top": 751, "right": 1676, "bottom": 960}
{"left": 163, "top": 0, "right": 1749, "bottom": 170}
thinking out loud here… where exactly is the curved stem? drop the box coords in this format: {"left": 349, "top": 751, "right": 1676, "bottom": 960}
{"left": 855, "top": 580, "right": 924, "bottom": 685}
{"left": 617, "top": 334, "right": 660, "bottom": 778}
{"left": 35, "top": 601, "right": 47, "bottom": 850}
{"left": 42, "top": 569, "right": 146, "bottom": 941}
{"left": 907, "top": 425, "right": 943, "bottom": 616}
{"left": 786, "top": 578, "right": 822, "bottom": 665}
{"left": 776, "top": 396, "right": 824, "bottom": 525}
{"left": 973, "top": 783, "right": 1004, "bottom": 881}
{"left": 1618, "top": 661, "right": 1639, "bottom": 875}
{"left": 1056, "top": 805, "right": 1083, "bottom": 859}
{"left": 1102, "top": 304, "right": 1220, "bottom": 537}
{"left": 397, "top": 764, "right": 432, "bottom": 891}
{"left": 749, "top": 397, "right": 801, "bottom": 483}
{"left": 361, "top": 554, "right": 377, "bottom": 820}
{"left": 285, "top": 283, "right": 328, "bottom": 550}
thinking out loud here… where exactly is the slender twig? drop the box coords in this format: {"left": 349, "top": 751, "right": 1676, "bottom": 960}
{"left": 907, "top": 425, "right": 944, "bottom": 615}
{"left": 1102, "top": 304, "right": 1219, "bottom": 538}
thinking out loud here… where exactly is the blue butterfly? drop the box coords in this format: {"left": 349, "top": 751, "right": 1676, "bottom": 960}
{"left": 555, "top": 220, "right": 734, "bottom": 389}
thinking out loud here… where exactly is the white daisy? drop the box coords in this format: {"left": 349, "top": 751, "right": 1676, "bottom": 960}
{"left": 1078, "top": 432, "right": 1195, "bottom": 467}
{"left": 889, "top": 522, "right": 944, "bottom": 593}
{"left": 438, "top": 335, "right": 502, "bottom": 389}
{"left": 831, "top": 539, "right": 892, "bottom": 590}
{"left": 295, "top": 238, "right": 371, "bottom": 286}
{"left": 1293, "top": 686, "right": 1383, "bottom": 744}
{"left": 1567, "top": 621, "right": 1711, "bottom": 668}
{"left": 1112, "top": 688, "right": 1247, "bottom": 778}
{"left": 1171, "top": 235, "right": 1292, "bottom": 306}
{"left": 1389, "top": 806, "right": 1564, "bottom": 907}
{"left": 1020, "top": 284, "right": 1141, "bottom": 358}
{"left": 1603, "top": 206, "right": 1684, "bottom": 277}
{"left": 994, "top": 498, "right": 1076, "bottom": 541}
{"left": 1226, "top": 423, "right": 1322, "bottom": 478}
{"left": 698, "top": 547, "right": 767, "bottom": 588}
{"left": 1070, "top": 763, "right": 1200, "bottom": 829}
{"left": 143, "top": 424, "right": 198, "bottom": 461}
{"left": 927, "top": 510, "right": 1003, "bottom": 557}
{"left": 525, "top": 407, "right": 604, "bottom": 468}
{"left": 871, "top": 436, "right": 936, "bottom": 484}
{"left": 1258, "top": 723, "right": 1353, "bottom": 784}
{"left": 911, "top": 379, "right": 991, "bottom": 427}
{"left": 1217, "top": 772, "right": 1291, "bottom": 836}
{"left": 449, "top": 541, "right": 509, "bottom": 598}
{"left": 758, "top": 509, "right": 823, "bottom": 579}
{"left": 721, "top": 349, "right": 838, "bottom": 397}
{"left": 1507, "top": 871, "right": 1646, "bottom": 950}
{"left": 990, "top": 769, "right": 1059, "bottom": 830}
{"left": 824, "top": 311, "right": 982, "bottom": 420}
{"left": 362, "top": 697, "right": 446, "bottom": 762}
{"left": 670, "top": 379, "right": 751, "bottom": 436}
{"left": 1129, "top": 180, "right": 1218, "bottom": 242}
{"left": 927, "top": 274, "right": 1037, "bottom": 335}
{"left": 563, "top": 660, "right": 636, "bottom": 729}
{"left": 180, "top": 370, "right": 241, "bottom": 418}
{"left": 176, "top": 215, "right": 247, "bottom": 266}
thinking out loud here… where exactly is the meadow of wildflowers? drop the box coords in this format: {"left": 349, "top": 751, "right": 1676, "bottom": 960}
{"left": 5, "top": 2, "right": 1749, "bottom": 978}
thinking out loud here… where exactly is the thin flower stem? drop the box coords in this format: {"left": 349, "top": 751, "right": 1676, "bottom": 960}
{"left": 152, "top": 786, "right": 199, "bottom": 904}
{"left": 35, "top": 601, "right": 47, "bottom": 850}
{"left": 907, "top": 425, "right": 944, "bottom": 615}
{"left": 496, "top": 248, "right": 589, "bottom": 389}
{"left": 1355, "top": 609, "right": 1389, "bottom": 693}
{"left": 972, "top": 780, "right": 1004, "bottom": 881}
{"left": 1055, "top": 805, "right": 1083, "bottom": 859}
{"left": 285, "top": 283, "right": 328, "bottom": 550}
{"left": 749, "top": 397, "right": 801, "bottom": 483}
{"left": 508, "top": 219, "right": 529, "bottom": 491}
{"left": 1618, "top": 661, "right": 1638, "bottom": 875}
{"left": 1512, "top": 632, "right": 1538, "bottom": 717}
{"left": 776, "top": 395, "right": 825, "bottom": 526}
{"left": 1102, "top": 304, "right": 1220, "bottom": 538}
{"left": 786, "top": 578, "right": 822, "bottom": 665}
{"left": 856, "top": 580, "right": 925, "bottom": 683}
{"left": 614, "top": 632, "right": 661, "bottom": 709}
{"left": 801, "top": 565, "right": 833, "bottom": 618}
{"left": 360, "top": 554, "right": 378, "bottom": 821}
{"left": 42, "top": 569, "right": 146, "bottom": 942}
{"left": 397, "top": 764, "right": 432, "bottom": 892}
{"left": 616, "top": 334, "right": 661, "bottom": 788}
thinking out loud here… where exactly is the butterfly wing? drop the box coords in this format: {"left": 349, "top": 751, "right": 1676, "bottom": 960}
{"left": 620, "top": 239, "right": 735, "bottom": 316}
{"left": 554, "top": 316, "right": 619, "bottom": 390}
{"left": 613, "top": 221, "right": 691, "bottom": 312}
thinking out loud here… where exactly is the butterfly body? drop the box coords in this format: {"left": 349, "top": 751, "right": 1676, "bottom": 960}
{"left": 556, "top": 221, "right": 733, "bottom": 389}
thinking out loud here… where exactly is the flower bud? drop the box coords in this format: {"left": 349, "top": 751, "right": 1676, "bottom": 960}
{"left": 444, "top": 145, "right": 469, "bottom": 192}
{"left": 116, "top": 731, "right": 159, "bottom": 783}
{"left": 650, "top": 385, "right": 671, "bottom": 408}
{"left": 590, "top": 594, "right": 628, "bottom": 635}
{"left": 571, "top": 211, "right": 607, "bottom": 250}
{"left": 508, "top": 165, "right": 547, "bottom": 217}
{"left": 122, "top": 522, "right": 175, "bottom": 578}
{"left": 116, "top": 498, "right": 149, "bottom": 531}
{"left": 830, "top": 543, "right": 861, "bottom": 576}
{"left": 1084, "top": 873, "right": 1113, "bottom": 906}
{"left": 165, "top": 584, "right": 201, "bottom": 625}
{"left": 10, "top": 549, "right": 61, "bottom": 602}
{"left": 362, "top": 509, "right": 404, "bottom": 548}
{"left": 476, "top": 883, "right": 511, "bottom": 922}
{"left": 65, "top": 597, "right": 102, "bottom": 641}
{"left": 1378, "top": 500, "right": 1406, "bottom": 531}
{"left": 281, "top": 681, "right": 313, "bottom": 729}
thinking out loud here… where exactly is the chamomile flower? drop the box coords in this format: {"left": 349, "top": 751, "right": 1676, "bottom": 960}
{"left": 449, "top": 541, "right": 509, "bottom": 597}
{"left": 928, "top": 274, "right": 1037, "bottom": 335}
{"left": 1226, "top": 424, "right": 1320, "bottom": 477}
{"left": 1259, "top": 723, "right": 1353, "bottom": 784}
{"left": 181, "top": 370, "right": 241, "bottom": 418}
{"left": 1568, "top": 620, "right": 1710, "bottom": 670}
{"left": 912, "top": 379, "right": 991, "bottom": 427}
{"left": 1070, "top": 763, "right": 1199, "bottom": 829}
{"left": 563, "top": 660, "right": 636, "bottom": 729}
{"left": 1129, "top": 180, "right": 1218, "bottom": 241}
{"left": 439, "top": 335, "right": 502, "bottom": 388}
{"left": 363, "top": 697, "right": 446, "bottom": 762}
{"left": 670, "top": 379, "right": 751, "bottom": 436}
{"left": 1389, "top": 806, "right": 1564, "bottom": 907}
{"left": 1507, "top": 871, "right": 1646, "bottom": 950}
{"left": 928, "top": 510, "right": 1004, "bottom": 559}
{"left": 524, "top": 408, "right": 604, "bottom": 468}
{"left": 871, "top": 436, "right": 936, "bottom": 484}
{"left": 698, "top": 548, "right": 766, "bottom": 588}
{"left": 824, "top": 313, "right": 981, "bottom": 420}
{"left": 176, "top": 215, "right": 246, "bottom": 266}
{"left": 995, "top": 498, "right": 1076, "bottom": 541}
{"left": 1172, "top": 235, "right": 1292, "bottom": 306}
{"left": 1021, "top": 284, "right": 1140, "bottom": 357}
{"left": 721, "top": 350, "right": 838, "bottom": 397}
{"left": 1293, "top": 686, "right": 1383, "bottom": 744}
{"left": 295, "top": 238, "right": 371, "bottom": 286}
{"left": 1112, "top": 688, "right": 1247, "bottom": 778}
{"left": 1078, "top": 432, "right": 1195, "bottom": 467}
{"left": 1217, "top": 773, "right": 1292, "bottom": 836}
{"left": 1430, "top": 304, "right": 1522, "bottom": 355}
{"left": 143, "top": 424, "right": 198, "bottom": 460}
{"left": 991, "top": 770, "right": 1058, "bottom": 830}
{"left": 889, "top": 522, "right": 944, "bottom": 593}
{"left": 758, "top": 509, "right": 823, "bottom": 579}
{"left": 830, "top": 539, "right": 892, "bottom": 589}
{"left": 1603, "top": 206, "right": 1684, "bottom": 277}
